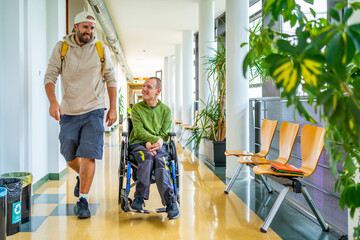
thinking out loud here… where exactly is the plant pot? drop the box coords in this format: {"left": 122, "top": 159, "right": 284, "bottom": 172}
{"left": 203, "top": 138, "right": 226, "bottom": 167}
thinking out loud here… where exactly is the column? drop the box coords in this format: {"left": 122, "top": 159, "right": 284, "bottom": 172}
{"left": 163, "top": 57, "right": 169, "bottom": 104}
{"left": 198, "top": 0, "right": 215, "bottom": 107}
{"left": 182, "top": 30, "right": 193, "bottom": 125}
{"left": 226, "top": 0, "right": 249, "bottom": 178}
{"left": 169, "top": 55, "right": 176, "bottom": 118}
{"left": 175, "top": 45, "right": 182, "bottom": 121}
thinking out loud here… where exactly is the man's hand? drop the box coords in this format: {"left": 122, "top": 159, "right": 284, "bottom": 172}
{"left": 45, "top": 83, "right": 63, "bottom": 121}
{"left": 49, "top": 101, "right": 63, "bottom": 121}
{"left": 145, "top": 142, "right": 157, "bottom": 156}
{"left": 149, "top": 138, "right": 163, "bottom": 152}
{"left": 106, "top": 108, "right": 117, "bottom": 127}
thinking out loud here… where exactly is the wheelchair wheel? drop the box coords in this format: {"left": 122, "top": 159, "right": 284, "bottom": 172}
{"left": 169, "top": 140, "right": 178, "bottom": 166}
{"left": 119, "top": 141, "right": 126, "bottom": 204}
{"left": 169, "top": 140, "right": 180, "bottom": 192}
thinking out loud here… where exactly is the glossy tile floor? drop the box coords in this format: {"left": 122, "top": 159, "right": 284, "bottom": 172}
{"left": 8, "top": 128, "right": 338, "bottom": 239}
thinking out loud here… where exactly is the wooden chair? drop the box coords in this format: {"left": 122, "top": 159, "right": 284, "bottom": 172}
{"left": 229, "top": 121, "right": 301, "bottom": 193}
{"left": 178, "top": 110, "right": 199, "bottom": 145}
{"left": 225, "top": 119, "right": 278, "bottom": 158}
{"left": 224, "top": 119, "right": 279, "bottom": 193}
{"left": 253, "top": 124, "right": 329, "bottom": 233}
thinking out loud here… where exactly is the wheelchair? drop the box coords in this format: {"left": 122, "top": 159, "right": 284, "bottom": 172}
{"left": 119, "top": 117, "right": 180, "bottom": 213}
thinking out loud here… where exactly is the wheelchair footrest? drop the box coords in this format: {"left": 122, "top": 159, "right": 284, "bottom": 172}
{"left": 130, "top": 208, "right": 151, "bottom": 214}
{"left": 156, "top": 208, "right": 166, "bottom": 213}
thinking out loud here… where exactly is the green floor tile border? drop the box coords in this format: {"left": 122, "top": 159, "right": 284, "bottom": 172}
{"left": 33, "top": 168, "right": 67, "bottom": 193}
{"left": 49, "top": 167, "right": 67, "bottom": 180}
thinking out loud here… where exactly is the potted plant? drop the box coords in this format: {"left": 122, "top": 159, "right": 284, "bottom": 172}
{"left": 242, "top": 0, "right": 360, "bottom": 238}
{"left": 118, "top": 88, "right": 125, "bottom": 124}
{"left": 187, "top": 41, "right": 226, "bottom": 167}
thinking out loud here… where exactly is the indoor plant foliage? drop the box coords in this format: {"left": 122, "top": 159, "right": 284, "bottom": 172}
{"left": 243, "top": 0, "right": 360, "bottom": 237}
{"left": 187, "top": 41, "right": 226, "bottom": 150}
{"left": 118, "top": 88, "right": 125, "bottom": 123}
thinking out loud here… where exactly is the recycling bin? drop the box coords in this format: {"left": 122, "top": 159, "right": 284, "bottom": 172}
{"left": 0, "top": 178, "right": 22, "bottom": 236}
{"left": 0, "top": 187, "right": 7, "bottom": 240}
{"left": 0, "top": 172, "right": 32, "bottom": 223}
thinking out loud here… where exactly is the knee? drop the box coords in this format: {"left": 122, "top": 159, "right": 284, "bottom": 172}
{"left": 135, "top": 150, "right": 153, "bottom": 162}
{"left": 154, "top": 156, "right": 168, "bottom": 169}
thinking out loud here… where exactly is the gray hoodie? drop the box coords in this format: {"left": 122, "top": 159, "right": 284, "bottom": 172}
{"left": 44, "top": 33, "right": 117, "bottom": 115}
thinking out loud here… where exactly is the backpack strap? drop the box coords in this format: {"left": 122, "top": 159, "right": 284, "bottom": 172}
{"left": 95, "top": 41, "right": 105, "bottom": 77}
{"left": 60, "top": 41, "right": 104, "bottom": 76}
{"left": 60, "top": 41, "right": 68, "bottom": 73}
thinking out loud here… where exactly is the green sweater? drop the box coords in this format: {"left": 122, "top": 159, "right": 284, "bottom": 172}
{"left": 129, "top": 100, "right": 172, "bottom": 144}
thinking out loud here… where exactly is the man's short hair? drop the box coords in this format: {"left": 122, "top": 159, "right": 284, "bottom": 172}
{"left": 148, "top": 77, "right": 162, "bottom": 89}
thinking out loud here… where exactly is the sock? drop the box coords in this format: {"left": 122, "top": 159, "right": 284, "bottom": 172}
{"left": 79, "top": 193, "right": 89, "bottom": 201}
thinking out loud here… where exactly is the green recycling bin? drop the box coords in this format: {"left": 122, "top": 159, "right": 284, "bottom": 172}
{"left": 0, "top": 172, "right": 33, "bottom": 224}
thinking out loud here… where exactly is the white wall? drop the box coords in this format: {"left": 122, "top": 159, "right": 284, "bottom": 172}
{"left": 28, "top": 0, "right": 50, "bottom": 182}
{"left": 0, "top": 0, "right": 28, "bottom": 174}
{"left": 0, "top": 0, "right": 67, "bottom": 183}
{"left": 46, "top": 0, "right": 67, "bottom": 177}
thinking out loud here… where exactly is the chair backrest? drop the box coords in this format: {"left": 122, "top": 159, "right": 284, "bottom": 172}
{"left": 277, "top": 122, "right": 301, "bottom": 163}
{"left": 259, "top": 119, "right": 279, "bottom": 156}
{"left": 300, "top": 124, "right": 325, "bottom": 176}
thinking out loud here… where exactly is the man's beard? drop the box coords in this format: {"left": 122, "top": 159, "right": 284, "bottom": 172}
{"left": 77, "top": 31, "right": 92, "bottom": 44}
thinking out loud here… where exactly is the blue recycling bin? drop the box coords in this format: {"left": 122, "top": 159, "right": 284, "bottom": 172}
{"left": 0, "top": 187, "right": 6, "bottom": 240}
{"left": 0, "top": 178, "right": 22, "bottom": 236}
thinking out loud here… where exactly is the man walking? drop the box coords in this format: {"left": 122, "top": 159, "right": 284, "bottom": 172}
{"left": 44, "top": 11, "right": 117, "bottom": 219}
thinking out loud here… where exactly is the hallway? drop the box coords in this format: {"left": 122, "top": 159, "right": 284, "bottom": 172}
{"left": 9, "top": 128, "right": 282, "bottom": 240}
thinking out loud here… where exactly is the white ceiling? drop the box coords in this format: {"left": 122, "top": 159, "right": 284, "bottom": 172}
{"left": 104, "top": 0, "right": 225, "bottom": 78}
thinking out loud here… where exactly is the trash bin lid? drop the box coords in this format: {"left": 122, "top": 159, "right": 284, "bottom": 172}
{"left": 0, "top": 172, "right": 33, "bottom": 187}
{"left": 0, "top": 187, "right": 7, "bottom": 197}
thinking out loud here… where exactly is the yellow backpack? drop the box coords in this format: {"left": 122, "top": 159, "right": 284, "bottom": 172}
{"left": 60, "top": 41, "right": 105, "bottom": 76}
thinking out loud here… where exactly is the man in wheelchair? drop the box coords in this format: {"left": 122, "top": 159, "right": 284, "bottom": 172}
{"left": 128, "top": 77, "right": 180, "bottom": 220}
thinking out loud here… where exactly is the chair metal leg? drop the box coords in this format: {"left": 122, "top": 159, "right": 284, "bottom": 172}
{"left": 178, "top": 128, "right": 186, "bottom": 144}
{"left": 176, "top": 127, "right": 183, "bottom": 142}
{"left": 259, "top": 175, "right": 273, "bottom": 193}
{"left": 260, "top": 186, "right": 289, "bottom": 233}
{"left": 224, "top": 164, "right": 244, "bottom": 194}
{"left": 301, "top": 186, "right": 329, "bottom": 231}
{"left": 256, "top": 193, "right": 272, "bottom": 215}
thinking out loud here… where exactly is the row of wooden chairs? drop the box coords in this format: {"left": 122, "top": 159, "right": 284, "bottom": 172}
{"left": 224, "top": 120, "right": 329, "bottom": 233}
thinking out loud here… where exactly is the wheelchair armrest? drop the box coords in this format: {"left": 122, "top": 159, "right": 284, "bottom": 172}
{"left": 168, "top": 132, "right": 176, "bottom": 137}
{"left": 122, "top": 132, "right": 129, "bottom": 137}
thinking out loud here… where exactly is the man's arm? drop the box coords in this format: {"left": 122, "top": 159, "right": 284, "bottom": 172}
{"left": 45, "top": 83, "right": 63, "bottom": 121}
{"left": 106, "top": 87, "right": 117, "bottom": 126}
{"left": 158, "top": 107, "right": 172, "bottom": 140}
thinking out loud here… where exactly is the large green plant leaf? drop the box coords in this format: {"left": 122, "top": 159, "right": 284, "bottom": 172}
{"left": 277, "top": 39, "right": 297, "bottom": 54}
{"left": 327, "top": 32, "right": 345, "bottom": 76}
{"left": 343, "top": 7, "right": 354, "bottom": 23}
{"left": 348, "top": 24, "right": 360, "bottom": 51}
{"left": 344, "top": 155, "right": 356, "bottom": 176}
{"left": 329, "top": 8, "right": 340, "bottom": 22}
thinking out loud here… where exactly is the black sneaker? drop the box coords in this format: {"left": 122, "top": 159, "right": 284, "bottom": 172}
{"left": 131, "top": 197, "right": 144, "bottom": 211}
{"left": 166, "top": 202, "right": 180, "bottom": 220}
{"left": 74, "top": 176, "right": 80, "bottom": 197}
{"left": 74, "top": 197, "right": 91, "bottom": 219}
